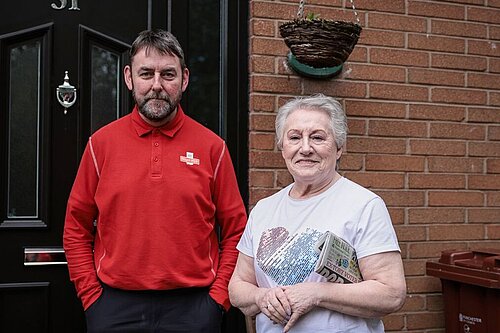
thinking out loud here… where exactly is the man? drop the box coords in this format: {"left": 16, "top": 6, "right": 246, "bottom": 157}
{"left": 63, "top": 29, "right": 247, "bottom": 333}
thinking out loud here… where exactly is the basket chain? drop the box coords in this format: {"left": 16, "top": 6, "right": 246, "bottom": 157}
{"left": 296, "top": 0, "right": 360, "bottom": 25}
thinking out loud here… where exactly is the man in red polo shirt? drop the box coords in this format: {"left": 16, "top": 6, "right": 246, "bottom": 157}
{"left": 63, "top": 29, "right": 247, "bottom": 332}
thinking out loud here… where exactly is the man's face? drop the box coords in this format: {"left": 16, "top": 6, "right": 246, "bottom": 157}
{"left": 124, "top": 47, "right": 189, "bottom": 126}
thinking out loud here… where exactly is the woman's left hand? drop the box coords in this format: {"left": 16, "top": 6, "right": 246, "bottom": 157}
{"left": 281, "top": 282, "right": 318, "bottom": 332}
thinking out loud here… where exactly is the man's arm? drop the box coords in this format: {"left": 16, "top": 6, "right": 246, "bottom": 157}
{"left": 209, "top": 143, "right": 247, "bottom": 310}
{"left": 63, "top": 139, "right": 102, "bottom": 310}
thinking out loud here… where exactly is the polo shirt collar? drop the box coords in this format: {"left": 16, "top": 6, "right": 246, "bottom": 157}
{"left": 131, "top": 104, "right": 185, "bottom": 137}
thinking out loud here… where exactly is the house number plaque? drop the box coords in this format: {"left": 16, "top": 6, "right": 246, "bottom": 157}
{"left": 51, "top": 0, "right": 80, "bottom": 10}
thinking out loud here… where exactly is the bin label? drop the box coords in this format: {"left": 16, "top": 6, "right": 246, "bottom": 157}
{"left": 459, "top": 313, "right": 482, "bottom": 325}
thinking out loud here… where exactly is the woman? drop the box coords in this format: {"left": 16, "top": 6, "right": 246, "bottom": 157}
{"left": 229, "top": 94, "right": 406, "bottom": 333}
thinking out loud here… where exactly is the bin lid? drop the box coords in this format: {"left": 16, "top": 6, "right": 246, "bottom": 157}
{"left": 426, "top": 249, "right": 500, "bottom": 289}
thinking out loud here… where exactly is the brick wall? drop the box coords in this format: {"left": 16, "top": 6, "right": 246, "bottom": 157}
{"left": 248, "top": 0, "right": 500, "bottom": 331}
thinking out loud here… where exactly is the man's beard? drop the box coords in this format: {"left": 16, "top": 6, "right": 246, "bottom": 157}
{"left": 134, "top": 90, "right": 182, "bottom": 122}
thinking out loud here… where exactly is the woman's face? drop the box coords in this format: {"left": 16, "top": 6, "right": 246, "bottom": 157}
{"left": 281, "top": 108, "right": 342, "bottom": 186}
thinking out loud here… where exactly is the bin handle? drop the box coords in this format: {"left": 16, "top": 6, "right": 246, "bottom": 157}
{"left": 483, "top": 256, "right": 500, "bottom": 272}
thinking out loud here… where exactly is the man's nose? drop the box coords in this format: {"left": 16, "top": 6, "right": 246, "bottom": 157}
{"left": 152, "top": 73, "right": 162, "bottom": 91}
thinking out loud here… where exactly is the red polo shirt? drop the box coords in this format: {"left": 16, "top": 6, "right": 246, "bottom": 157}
{"left": 63, "top": 105, "right": 246, "bottom": 311}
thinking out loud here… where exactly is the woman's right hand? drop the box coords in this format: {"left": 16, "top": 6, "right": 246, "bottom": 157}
{"left": 257, "top": 286, "right": 292, "bottom": 326}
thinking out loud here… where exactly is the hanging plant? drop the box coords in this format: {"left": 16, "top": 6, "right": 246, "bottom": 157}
{"left": 279, "top": 0, "right": 362, "bottom": 78}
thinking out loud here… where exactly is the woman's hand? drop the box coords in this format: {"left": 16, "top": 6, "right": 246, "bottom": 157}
{"left": 281, "top": 283, "right": 318, "bottom": 332}
{"left": 257, "top": 286, "right": 291, "bottom": 326}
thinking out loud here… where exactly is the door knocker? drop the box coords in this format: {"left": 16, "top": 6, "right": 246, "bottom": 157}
{"left": 56, "top": 71, "right": 77, "bottom": 114}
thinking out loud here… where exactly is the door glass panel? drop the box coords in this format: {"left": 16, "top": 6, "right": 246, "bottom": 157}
{"left": 187, "top": 0, "right": 221, "bottom": 134}
{"left": 91, "top": 45, "right": 120, "bottom": 133}
{"left": 8, "top": 41, "right": 40, "bottom": 218}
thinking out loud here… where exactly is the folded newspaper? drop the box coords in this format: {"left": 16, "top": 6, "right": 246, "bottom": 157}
{"left": 314, "top": 231, "right": 363, "bottom": 284}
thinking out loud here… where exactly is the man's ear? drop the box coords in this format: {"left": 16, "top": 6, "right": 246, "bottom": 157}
{"left": 124, "top": 65, "right": 133, "bottom": 91}
{"left": 181, "top": 68, "right": 189, "bottom": 92}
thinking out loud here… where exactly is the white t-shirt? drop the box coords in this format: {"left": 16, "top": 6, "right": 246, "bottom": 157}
{"left": 237, "top": 177, "right": 400, "bottom": 333}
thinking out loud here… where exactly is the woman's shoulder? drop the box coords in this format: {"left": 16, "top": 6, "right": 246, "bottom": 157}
{"left": 336, "top": 177, "right": 382, "bottom": 203}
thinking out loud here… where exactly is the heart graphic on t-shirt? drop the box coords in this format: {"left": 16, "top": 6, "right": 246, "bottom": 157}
{"left": 256, "top": 227, "right": 322, "bottom": 286}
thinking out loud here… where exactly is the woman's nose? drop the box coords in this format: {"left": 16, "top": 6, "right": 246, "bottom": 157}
{"left": 299, "top": 138, "right": 312, "bottom": 154}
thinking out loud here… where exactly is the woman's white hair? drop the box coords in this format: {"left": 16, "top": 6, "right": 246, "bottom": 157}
{"left": 275, "top": 94, "right": 348, "bottom": 150}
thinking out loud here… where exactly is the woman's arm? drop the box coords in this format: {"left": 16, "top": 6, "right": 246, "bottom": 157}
{"left": 229, "top": 253, "right": 291, "bottom": 323}
{"left": 282, "top": 251, "right": 406, "bottom": 331}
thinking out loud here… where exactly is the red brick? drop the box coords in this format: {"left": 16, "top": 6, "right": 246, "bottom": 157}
{"left": 467, "top": 6, "right": 500, "bottom": 24}
{"left": 366, "top": 155, "right": 425, "bottom": 172}
{"left": 488, "top": 192, "right": 500, "bottom": 206}
{"left": 488, "top": 225, "right": 500, "bottom": 239}
{"left": 431, "top": 19, "right": 487, "bottom": 38}
{"left": 376, "top": 190, "right": 425, "bottom": 207}
{"left": 468, "top": 72, "right": 500, "bottom": 90}
{"left": 430, "top": 123, "right": 485, "bottom": 140}
{"left": 493, "top": 92, "right": 500, "bottom": 106}
{"left": 389, "top": 208, "right": 405, "bottom": 225}
{"left": 346, "top": 64, "right": 406, "bottom": 83}
{"left": 406, "top": 311, "right": 444, "bottom": 330}
{"left": 250, "top": 113, "right": 275, "bottom": 131}
{"left": 382, "top": 314, "right": 405, "bottom": 331}
{"left": 431, "top": 54, "right": 487, "bottom": 71}
{"left": 369, "top": 120, "right": 427, "bottom": 137}
{"left": 406, "top": 276, "right": 442, "bottom": 294}
{"left": 469, "top": 142, "right": 500, "bottom": 157}
{"left": 469, "top": 208, "right": 500, "bottom": 223}
{"left": 348, "top": 46, "right": 368, "bottom": 63}
{"left": 370, "top": 83, "right": 429, "bottom": 102}
{"left": 409, "top": 242, "right": 467, "bottom": 258}
{"left": 345, "top": 100, "right": 406, "bottom": 119}
{"left": 354, "top": 0, "right": 405, "bottom": 13}
{"left": 469, "top": 174, "right": 500, "bottom": 190}
{"left": 251, "top": 37, "right": 288, "bottom": 56}
{"left": 303, "top": 80, "right": 367, "bottom": 98}
{"left": 469, "top": 107, "right": 500, "bottom": 123}
{"left": 339, "top": 154, "right": 363, "bottom": 171}
{"left": 347, "top": 137, "right": 406, "bottom": 154}
{"left": 252, "top": 75, "right": 301, "bottom": 94}
{"left": 489, "top": 126, "right": 500, "bottom": 141}
{"left": 403, "top": 260, "right": 427, "bottom": 277}
{"left": 249, "top": 188, "right": 279, "bottom": 206}
{"left": 368, "top": 12, "right": 426, "bottom": 32}
{"left": 409, "top": 104, "right": 466, "bottom": 122}
{"left": 250, "top": 133, "right": 275, "bottom": 150}
{"left": 469, "top": 40, "right": 500, "bottom": 57}
{"left": 487, "top": 159, "right": 500, "bottom": 173}
{"left": 359, "top": 29, "right": 405, "bottom": 47}
{"left": 427, "top": 294, "right": 444, "bottom": 311}
{"left": 470, "top": 241, "right": 500, "bottom": 250}
{"left": 408, "top": 34, "right": 465, "bottom": 54}
{"left": 370, "top": 48, "right": 429, "bottom": 67}
{"left": 395, "top": 225, "right": 426, "bottom": 241}
{"left": 251, "top": 19, "right": 276, "bottom": 37}
{"left": 409, "top": 174, "right": 466, "bottom": 189}
{"left": 347, "top": 119, "right": 366, "bottom": 135}
{"left": 428, "top": 157, "right": 484, "bottom": 173}
{"left": 410, "top": 139, "right": 466, "bottom": 156}
{"left": 428, "top": 191, "right": 484, "bottom": 207}
{"left": 431, "top": 88, "right": 487, "bottom": 105}
{"left": 492, "top": 24, "right": 500, "bottom": 40}
{"left": 251, "top": 55, "right": 275, "bottom": 73}
{"left": 429, "top": 225, "right": 485, "bottom": 240}
{"left": 408, "top": 68, "right": 465, "bottom": 87}
{"left": 408, "top": 208, "right": 466, "bottom": 224}
{"left": 250, "top": 151, "right": 285, "bottom": 168}
{"left": 491, "top": 58, "right": 500, "bottom": 74}
{"left": 343, "top": 172, "right": 405, "bottom": 189}
{"left": 408, "top": 1, "right": 465, "bottom": 20}
{"left": 276, "top": 170, "right": 292, "bottom": 188}
{"left": 250, "top": 94, "right": 276, "bottom": 113}
{"left": 249, "top": 170, "right": 274, "bottom": 187}
{"left": 252, "top": 1, "right": 296, "bottom": 20}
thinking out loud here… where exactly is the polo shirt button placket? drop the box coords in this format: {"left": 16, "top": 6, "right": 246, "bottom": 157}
{"left": 151, "top": 131, "right": 162, "bottom": 177}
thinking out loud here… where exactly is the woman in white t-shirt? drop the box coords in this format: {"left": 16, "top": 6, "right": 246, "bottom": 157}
{"left": 229, "top": 94, "right": 406, "bottom": 333}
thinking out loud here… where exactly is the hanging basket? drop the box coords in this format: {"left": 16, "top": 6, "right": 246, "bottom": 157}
{"left": 279, "top": 0, "right": 362, "bottom": 69}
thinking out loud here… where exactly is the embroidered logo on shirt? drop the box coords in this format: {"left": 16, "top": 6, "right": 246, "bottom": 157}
{"left": 180, "top": 152, "right": 200, "bottom": 165}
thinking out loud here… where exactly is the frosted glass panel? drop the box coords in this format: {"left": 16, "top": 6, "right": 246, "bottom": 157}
{"left": 91, "top": 45, "right": 120, "bottom": 133}
{"left": 8, "top": 41, "right": 40, "bottom": 218}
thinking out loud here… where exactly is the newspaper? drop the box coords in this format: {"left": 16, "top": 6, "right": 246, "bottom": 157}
{"left": 314, "top": 231, "right": 363, "bottom": 284}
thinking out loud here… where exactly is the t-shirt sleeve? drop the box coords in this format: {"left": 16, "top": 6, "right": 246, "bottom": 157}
{"left": 354, "top": 197, "right": 400, "bottom": 259}
{"left": 236, "top": 210, "right": 255, "bottom": 258}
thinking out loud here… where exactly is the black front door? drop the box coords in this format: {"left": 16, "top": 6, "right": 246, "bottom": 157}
{"left": 0, "top": 1, "right": 248, "bottom": 332}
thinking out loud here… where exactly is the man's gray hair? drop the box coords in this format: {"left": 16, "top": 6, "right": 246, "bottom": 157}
{"left": 275, "top": 94, "right": 348, "bottom": 150}
{"left": 130, "top": 29, "right": 186, "bottom": 69}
